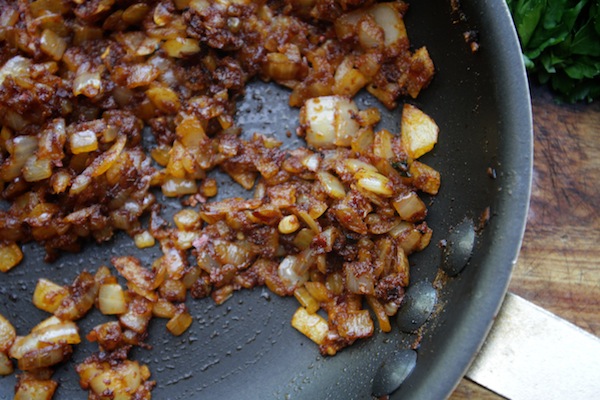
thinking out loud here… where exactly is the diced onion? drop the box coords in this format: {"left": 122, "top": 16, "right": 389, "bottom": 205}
{"left": 392, "top": 192, "right": 427, "bottom": 222}
{"left": 162, "top": 177, "right": 198, "bottom": 197}
{"left": 409, "top": 161, "right": 441, "bottom": 195}
{"left": 40, "top": 29, "right": 67, "bottom": 61}
{"left": 23, "top": 156, "right": 52, "bottom": 182}
{"left": 335, "top": 310, "right": 373, "bottom": 339}
{"left": 294, "top": 287, "right": 320, "bottom": 314}
{"left": 0, "top": 352, "right": 13, "bottom": 376}
{"left": 291, "top": 307, "right": 329, "bottom": 345}
{"left": 98, "top": 283, "right": 127, "bottom": 315}
{"left": 134, "top": 230, "right": 156, "bottom": 248}
{"left": 152, "top": 299, "right": 177, "bottom": 319}
{"left": 146, "top": 86, "right": 181, "bottom": 113}
{"left": 9, "top": 319, "right": 80, "bottom": 360}
{"left": 18, "top": 343, "right": 72, "bottom": 371}
{"left": 14, "top": 373, "right": 58, "bottom": 400}
{"left": 355, "top": 169, "right": 394, "bottom": 197}
{"left": 316, "top": 171, "right": 346, "bottom": 199}
{"left": 300, "top": 96, "right": 360, "bottom": 149}
{"left": 401, "top": 104, "right": 439, "bottom": 159}
{"left": 0, "top": 314, "right": 16, "bottom": 352}
{"left": 0, "top": 56, "right": 31, "bottom": 85}
{"left": 278, "top": 255, "right": 308, "bottom": 291}
{"left": 32, "top": 279, "right": 68, "bottom": 313}
{"left": 112, "top": 256, "right": 161, "bottom": 291}
{"left": 166, "top": 310, "right": 193, "bottom": 336}
{"left": 0, "top": 242, "right": 23, "bottom": 272}
{"left": 73, "top": 72, "right": 102, "bottom": 98}
{"left": 69, "top": 129, "right": 98, "bottom": 154}
{"left": 162, "top": 38, "right": 201, "bottom": 58}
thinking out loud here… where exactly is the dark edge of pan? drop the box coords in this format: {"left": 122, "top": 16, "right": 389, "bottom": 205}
{"left": 390, "top": 0, "right": 533, "bottom": 399}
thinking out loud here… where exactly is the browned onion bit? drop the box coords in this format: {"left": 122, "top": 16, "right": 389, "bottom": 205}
{"left": 0, "top": 0, "right": 440, "bottom": 397}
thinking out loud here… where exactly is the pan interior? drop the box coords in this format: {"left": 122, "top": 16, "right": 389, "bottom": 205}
{"left": 0, "top": 0, "right": 532, "bottom": 399}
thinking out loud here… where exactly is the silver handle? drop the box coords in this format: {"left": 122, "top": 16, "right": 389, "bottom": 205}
{"left": 466, "top": 292, "right": 600, "bottom": 400}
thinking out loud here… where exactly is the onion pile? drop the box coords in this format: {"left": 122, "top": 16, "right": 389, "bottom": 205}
{"left": 0, "top": 0, "right": 438, "bottom": 398}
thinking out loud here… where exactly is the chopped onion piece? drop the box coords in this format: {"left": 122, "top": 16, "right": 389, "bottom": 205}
{"left": 278, "top": 255, "right": 308, "bottom": 291}
{"left": 146, "top": 86, "right": 181, "bottom": 113}
{"left": 392, "top": 192, "right": 427, "bottom": 222}
{"left": 33, "top": 279, "right": 68, "bottom": 313}
{"left": 162, "top": 38, "right": 201, "bottom": 58}
{"left": 401, "top": 104, "right": 439, "bottom": 159}
{"left": 9, "top": 319, "right": 80, "bottom": 360}
{"left": 0, "top": 56, "right": 31, "bottom": 85}
{"left": 291, "top": 307, "right": 329, "bottom": 345}
{"left": 173, "top": 209, "right": 200, "bottom": 230}
{"left": 0, "top": 242, "right": 23, "bottom": 273}
{"left": 334, "top": 56, "right": 369, "bottom": 97}
{"left": 14, "top": 373, "right": 58, "bottom": 400}
{"left": 18, "top": 343, "right": 72, "bottom": 371}
{"left": 98, "top": 283, "right": 127, "bottom": 315}
{"left": 134, "top": 230, "right": 156, "bottom": 249}
{"left": 0, "top": 314, "right": 16, "bottom": 352}
{"left": 368, "top": 2, "right": 407, "bottom": 50}
{"left": 55, "top": 271, "right": 99, "bottom": 321}
{"left": 0, "top": 352, "right": 13, "bottom": 376}
{"left": 40, "top": 29, "right": 67, "bottom": 61}
{"left": 317, "top": 171, "right": 346, "bottom": 199}
{"left": 162, "top": 177, "right": 198, "bottom": 197}
{"left": 166, "top": 310, "right": 193, "bottom": 336}
{"left": 343, "top": 158, "right": 378, "bottom": 174}
{"left": 293, "top": 287, "right": 320, "bottom": 314}
{"left": 335, "top": 310, "right": 373, "bottom": 339}
{"left": 112, "top": 256, "right": 161, "bottom": 291}
{"left": 355, "top": 169, "right": 394, "bottom": 197}
{"left": 300, "top": 96, "right": 360, "bottom": 149}
{"left": 409, "top": 161, "right": 441, "bottom": 195}
{"left": 152, "top": 299, "right": 177, "bottom": 319}
{"left": 23, "top": 156, "right": 52, "bottom": 182}
{"left": 366, "top": 295, "right": 391, "bottom": 332}
{"left": 73, "top": 72, "right": 102, "bottom": 98}
{"left": 69, "top": 129, "right": 98, "bottom": 154}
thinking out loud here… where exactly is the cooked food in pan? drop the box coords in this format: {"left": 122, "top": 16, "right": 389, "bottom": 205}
{"left": 0, "top": 0, "right": 438, "bottom": 397}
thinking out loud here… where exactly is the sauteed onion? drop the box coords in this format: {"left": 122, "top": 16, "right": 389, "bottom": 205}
{"left": 0, "top": 0, "right": 438, "bottom": 398}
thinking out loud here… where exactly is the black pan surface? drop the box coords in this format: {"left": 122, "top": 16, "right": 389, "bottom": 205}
{"left": 0, "top": 0, "right": 532, "bottom": 399}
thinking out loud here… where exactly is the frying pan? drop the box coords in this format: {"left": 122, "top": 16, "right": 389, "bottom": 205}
{"left": 0, "top": 0, "right": 532, "bottom": 399}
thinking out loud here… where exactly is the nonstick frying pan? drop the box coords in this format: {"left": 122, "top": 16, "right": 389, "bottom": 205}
{"left": 0, "top": 0, "right": 532, "bottom": 399}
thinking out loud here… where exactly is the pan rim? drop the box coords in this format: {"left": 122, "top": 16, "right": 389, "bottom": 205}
{"left": 394, "top": 0, "right": 534, "bottom": 398}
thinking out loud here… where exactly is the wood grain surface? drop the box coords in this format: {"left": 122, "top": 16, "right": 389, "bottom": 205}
{"left": 450, "top": 84, "right": 600, "bottom": 399}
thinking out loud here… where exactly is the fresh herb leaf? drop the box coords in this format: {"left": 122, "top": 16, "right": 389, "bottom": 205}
{"left": 507, "top": 0, "right": 600, "bottom": 103}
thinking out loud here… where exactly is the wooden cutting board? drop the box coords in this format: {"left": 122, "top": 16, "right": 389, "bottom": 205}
{"left": 451, "top": 84, "right": 600, "bottom": 398}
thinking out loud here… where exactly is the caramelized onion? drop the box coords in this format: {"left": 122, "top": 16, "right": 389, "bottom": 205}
{"left": 0, "top": 1, "right": 441, "bottom": 396}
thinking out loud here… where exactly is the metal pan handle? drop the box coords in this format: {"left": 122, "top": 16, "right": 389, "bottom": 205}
{"left": 466, "top": 292, "right": 600, "bottom": 399}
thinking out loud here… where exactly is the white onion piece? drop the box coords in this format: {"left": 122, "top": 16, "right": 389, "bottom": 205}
{"left": 0, "top": 314, "right": 16, "bottom": 352}
{"left": 73, "top": 71, "right": 102, "bottom": 98}
{"left": 301, "top": 96, "right": 360, "bottom": 149}
{"left": 368, "top": 3, "right": 407, "bottom": 50}
{"left": 9, "top": 320, "right": 80, "bottom": 360}
{"left": 0, "top": 56, "right": 31, "bottom": 85}
{"left": 317, "top": 171, "right": 346, "bottom": 200}
{"left": 0, "top": 352, "right": 12, "bottom": 375}
{"left": 336, "top": 310, "right": 373, "bottom": 339}
{"left": 278, "top": 255, "right": 308, "bottom": 290}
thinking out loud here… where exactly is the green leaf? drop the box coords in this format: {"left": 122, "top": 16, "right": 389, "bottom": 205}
{"left": 571, "top": 18, "right": 600, "bottom": 56}
{"left": 508, "top": 0, "right": 600, "bottom": 102}
{"left": 509, "top": 0, "right": 546, "bottom": 48}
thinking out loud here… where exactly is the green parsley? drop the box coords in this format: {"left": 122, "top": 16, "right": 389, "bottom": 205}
{"left": 507, "top": 0, "right": 600, "bottom": 103}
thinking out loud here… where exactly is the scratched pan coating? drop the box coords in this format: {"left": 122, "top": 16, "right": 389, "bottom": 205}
{"left": 0, "top": 0, "right": 532, "bottom": 399}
